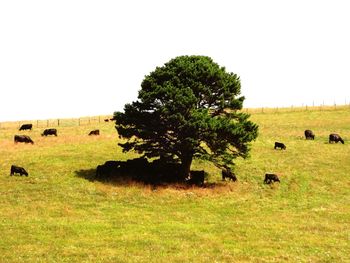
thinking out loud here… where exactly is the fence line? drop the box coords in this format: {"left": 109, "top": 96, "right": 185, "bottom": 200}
{"left": 243, "top": 103, "right": 350, "bottom": 114}
{"left": 1, "top": 103, "right": 349, "bottom": 129}
{"left": 0, "top": 115, "right": 114, "bottom": 130}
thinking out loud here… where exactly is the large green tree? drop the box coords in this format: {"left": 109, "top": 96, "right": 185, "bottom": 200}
{"left": 114, "top": 55, "right": 258, "bottom": 180}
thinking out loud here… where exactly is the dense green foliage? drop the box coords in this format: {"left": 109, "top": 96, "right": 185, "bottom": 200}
{"left": 115, "top": 56, "right": 258, "bottom": 178}
{"left": 0, "top": 107, "right": 349, "bottom": 262}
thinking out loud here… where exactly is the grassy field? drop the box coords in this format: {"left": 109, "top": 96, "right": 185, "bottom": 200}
{"left": 1, "top": 107, "right": 349, "bottom": 262}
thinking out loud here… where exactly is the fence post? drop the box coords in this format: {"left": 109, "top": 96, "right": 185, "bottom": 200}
{"left": 58, "top": 119, "right": 60, "bottom": 126}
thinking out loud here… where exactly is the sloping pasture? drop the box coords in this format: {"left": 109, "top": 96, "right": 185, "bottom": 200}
{"left": 0, "top": 108, "right": 349, "bottom": 262}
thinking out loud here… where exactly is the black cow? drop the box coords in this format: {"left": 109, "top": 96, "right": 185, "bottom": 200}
{"left": 10, "top": 165, "right": 28, "bottom": 176}
{"left": 96, "top": 161, "right": 120, "bottom": 178}
{"left": 41, "top": 128, "right": 57, "bottom": 136}
{"left": 148, "top": 158, "right": 183, "bottom": 184}
{"left": 304, "top": 129, "right": 315, "bottom": 140}
{"left": 19, "top": 123, "right": 32, "bottom": 131}
{"left": 274, "top": 142, "right": 286, "bottom": 150}
{"left": 329, "top": 133, "right": 344, "bottom": 144}
{"left": 89, "top": 129, "right": 100, "bottom": 136}
{"left": 221, "top": 166, "right": 237, "bottom": 181}
{"left": 14, "top": 135, "right": 34, "bottom": 144}
{"left": 264, "top": 173, "right": 280, "bottom": 184}
{"left": 104, "top": 119, "right": 109, "bottom": 122}
{"left": 187, "top": 170, "right": 205, "bottom": 186}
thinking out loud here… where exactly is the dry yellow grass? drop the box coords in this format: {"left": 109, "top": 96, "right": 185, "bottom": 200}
{"left": 0, "top": 107, "right": 349, "bottom": 262}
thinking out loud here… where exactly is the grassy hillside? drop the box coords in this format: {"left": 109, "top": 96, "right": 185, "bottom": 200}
{"left": 1, "top": 107, "right": 349, "bottom": 262}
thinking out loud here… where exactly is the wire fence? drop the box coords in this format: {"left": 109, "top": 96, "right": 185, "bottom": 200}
{"left": 0, "top": 115, "right": 114, "bottom": 130}
{"left": 243, "top": 103, "right": 350, "bottom": 114}
{"left": 1, "top": 103, "right": 349, "bottom": 130}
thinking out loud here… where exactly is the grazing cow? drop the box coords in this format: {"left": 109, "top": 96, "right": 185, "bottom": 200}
{"left": 329, "top": 133, "right": 344, "bottom": 144}
{"left": 304, "top": 129, "right": 315, "bottom": 140}
{"left": 89, "top": 129, "right": 100, "bottom": 136}
{"left": 274, "top": 142, "right": 286, "bottom": 150}
{"left": 14, "top": 135, "right": 34, "bottom": 144}
{"left": 41, "top": 128, "right": 57, "bottom": 136}
{"left": 10, "top": 165, "right": 28, "bottom": 176}
{"left": 264, "top": 173, "right": 280, "bottom": 184}
{"left": 19, "top": 123, "right": 32, "bottom": 131}
{"left": 221, "top": 166, "right": 237, "bottom": 181}
{"left": 104, "top": 119, "right": 109, "bottom": 122}
{"left": 187, "top": 170, "right": 205, "bottom": 186}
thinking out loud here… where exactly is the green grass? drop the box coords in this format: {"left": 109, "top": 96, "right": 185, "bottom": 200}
{"left": 1, "top": 107, "right": 349, "bottom": 262}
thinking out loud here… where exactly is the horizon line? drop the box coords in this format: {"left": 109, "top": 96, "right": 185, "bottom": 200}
{"left": 1, "top": 104, "right": 349, "bottom": 124}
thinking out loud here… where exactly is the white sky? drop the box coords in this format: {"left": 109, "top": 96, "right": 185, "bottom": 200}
{"left": 1, "top": 0, "right": 349, "bottom": 121}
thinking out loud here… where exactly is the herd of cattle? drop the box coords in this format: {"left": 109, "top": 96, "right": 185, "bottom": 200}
{"left": 6, "top": 123, "right": 346, "bottom": 186}
{"left": 13, "top": 123, "right": 100, "bottom": 144}
{"left": 273, "top": 130, "right": 344, "bottom": 151}
{"left": 94, "top": 158, "right": 237, "bottom": 186}
{"left": 269, "top": 130, "right": 345, "bottom": 183}
{"left": 7, "top": 123, "right": 100, "bottom": 178}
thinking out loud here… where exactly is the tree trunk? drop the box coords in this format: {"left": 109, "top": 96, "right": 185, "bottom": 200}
{"left": 180, "top": 153, "right": 193, "bottom": 181}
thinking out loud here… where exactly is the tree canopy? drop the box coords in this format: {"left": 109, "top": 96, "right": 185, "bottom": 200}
{"left": 114, "top": 55, "right": 258, "bottom": 180}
